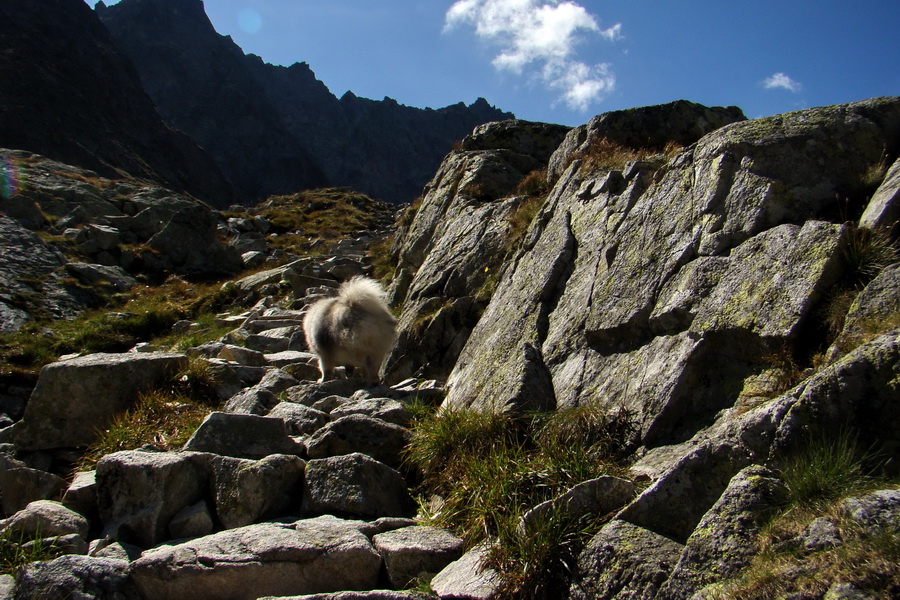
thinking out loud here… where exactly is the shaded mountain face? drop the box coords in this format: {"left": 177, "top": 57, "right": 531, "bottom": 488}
{"left": 0, "top": 0, "right": 235, "bottom": 208}
{"left": 97, "top": 0, "right": 514, "bottom": 204}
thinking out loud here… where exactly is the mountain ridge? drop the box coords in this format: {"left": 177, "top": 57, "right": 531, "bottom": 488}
{"left": 96, "top": 0, "right": 514, "bottom": 204}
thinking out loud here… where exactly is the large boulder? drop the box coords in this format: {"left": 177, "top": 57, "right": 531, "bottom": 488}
{"left": 304, "top": 414, "right": 411, "bottom": 468}
{"left": 148, "top": 204, "right": 242, "bottom": 278}
{"left": 657, "top": 465, "right": 786, "bottom": 599}
{"left": 302, "top": 453, "right": 416, "bottom": 519}
{"left": 127, "top": 517, "right": 382, "bottom": 600}
{"left": 860, "top": 156, "right": 900, "bottom": 232}
{"left": 183, "top": 411, "right": 303, "bottom": 459}
{"left": 15, "top": 352, "right": 189, "bottom": 451}
{"left": 569, "top": 519, "right": 684, "bottom": 600}
{"left": 0, "top": 454, "right": 67, "bottom": 515}
{"left": 1, "top": 499, "right": 89, "bottom": 540}
{"left": 372, "top": 525, "right": 465, "bottom": 589}
{"left": 430, "top": 542, "right": 502, "bottom": 600}
{"left": 209, "top": 454, "right": 305, "bottom": 529}
{"left": 13, "top": 556, "right": 140, "bottom": 600}
{"left": 95, "top": 450, "right": 209, "bottom": 548}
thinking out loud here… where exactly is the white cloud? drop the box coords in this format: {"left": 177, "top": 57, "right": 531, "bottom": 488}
{"left": 763, "top": 72, "right": 802, "bottom": 93}
{"left": 445, "top": 0, "right": 621, "bottom": 111}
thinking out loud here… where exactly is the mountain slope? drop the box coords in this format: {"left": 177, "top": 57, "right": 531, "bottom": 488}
{"left": 97, "top": 0, "right": 514, "bottom": 204}
{"left": 0, "top": 0, "right": 234, "bottom": 207}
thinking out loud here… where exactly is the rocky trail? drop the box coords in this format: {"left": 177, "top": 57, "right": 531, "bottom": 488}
{"left": 0, "top": 224, "right": 491, "bottom": 599}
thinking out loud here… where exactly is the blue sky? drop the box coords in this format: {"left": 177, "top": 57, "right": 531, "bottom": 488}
{"left": 92, "top": 0, "right": 900, "bottom": 126}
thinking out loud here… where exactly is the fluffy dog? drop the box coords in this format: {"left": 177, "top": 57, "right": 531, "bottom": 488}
{"left": 303, "top": 276, "right": 398, "bottom": 383}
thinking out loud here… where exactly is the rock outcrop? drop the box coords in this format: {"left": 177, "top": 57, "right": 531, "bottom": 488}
{"left": 383, "top": 120, "right": 572, "bottom": 383}
{"left": 96, "top": 0, "right": 514, "bottom": 204}
{"left": 15, "top": 352, "right": 188, "bottom": 451}
{"left": 0, "top": 149, "right": 243, "bottom": 330}
{"left": 437, "top": 98, "right": 897, "bottom": 432}
{"left": 381, "top": 97, "right": 900, "bottom": 597}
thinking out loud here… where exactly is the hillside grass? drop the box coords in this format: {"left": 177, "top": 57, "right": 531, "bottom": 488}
{"left": 404, "top": 403, "right": 636, "bottom": 599}
{"left": 709, "top": 430, "right": 900, "bottom": 599}
{"left": 0, "top": 276, "right": 237, "bottom": 377}
{"left": 251, "top": 187, "right": 391, "bottom": 240}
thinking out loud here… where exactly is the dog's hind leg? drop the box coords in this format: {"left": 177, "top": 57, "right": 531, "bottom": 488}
{"left": 317, "top": 355, "right": 335, "bottom": 383}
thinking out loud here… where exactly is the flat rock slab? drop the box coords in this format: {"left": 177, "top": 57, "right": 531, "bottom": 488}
{"left": 183, "top": 411, "right": 303, "bottom": 459}
{"left": 128, "top": 517, "right": 382, "bottom": 600}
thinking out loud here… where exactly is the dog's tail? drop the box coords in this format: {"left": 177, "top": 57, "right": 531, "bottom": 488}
{"left": 337, "top": 276, "right": 391, "bottom": 315}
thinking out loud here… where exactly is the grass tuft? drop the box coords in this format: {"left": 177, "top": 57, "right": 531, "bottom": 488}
{"left": 0, "top": 526, "right": 66, "bottom": 576}
{"left": 515, "top": 169, "right": 549, "bottom": 197}
{"left": 78, "top": 372, "right": 217, "bottom": 471}
{"left": 709, "top": 430, "right": 898, "bottom": 599}
{"left": 841, "top": 226, "right": 898, "bottom": 286}
{"left": 404, "top": 403, "right": 635, "bottom": 598}
{"left": 505, "top": 195, "right": 544, "bottom": 256}
{"left": 574, "top": 138, "right": 682, "bottom": 174}
{"left": 779, "top": 430, "right": 878, "bottom": 511}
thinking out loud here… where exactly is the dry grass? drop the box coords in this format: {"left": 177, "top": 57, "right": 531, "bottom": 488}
{"left": 575, "top": 138, "right": 682, "bottom": 174}
{"left": 77, "top": 370, "right": 217, "bottom": 471}
{"left": 516, "top": 169, "right": 549, "bottom": 197}
{"left": 505, "top": 195, "right": 545, "bottom": 255}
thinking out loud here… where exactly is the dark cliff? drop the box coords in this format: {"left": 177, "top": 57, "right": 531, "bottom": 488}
{"left": 0, "top": 0, "right": 234, "bottom": 207}
{"left": 97, "top": 0, "right": 514, "bottom": 204}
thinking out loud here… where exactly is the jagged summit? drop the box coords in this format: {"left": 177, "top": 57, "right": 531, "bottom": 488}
{"left": 97, "top": 0, "right": 514, "bottom": 204}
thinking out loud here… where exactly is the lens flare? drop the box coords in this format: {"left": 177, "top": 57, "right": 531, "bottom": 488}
{"left": 1, "top": 156, "right": 22, "bottom": 199}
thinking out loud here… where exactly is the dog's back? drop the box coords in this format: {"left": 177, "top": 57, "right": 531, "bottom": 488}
{"left": 303, "top": 276, "right": 397, "bottom": 382}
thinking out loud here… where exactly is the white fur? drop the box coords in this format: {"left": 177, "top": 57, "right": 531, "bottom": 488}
{"left": 303, "top": 276, "right": 398, "bottom": 383}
